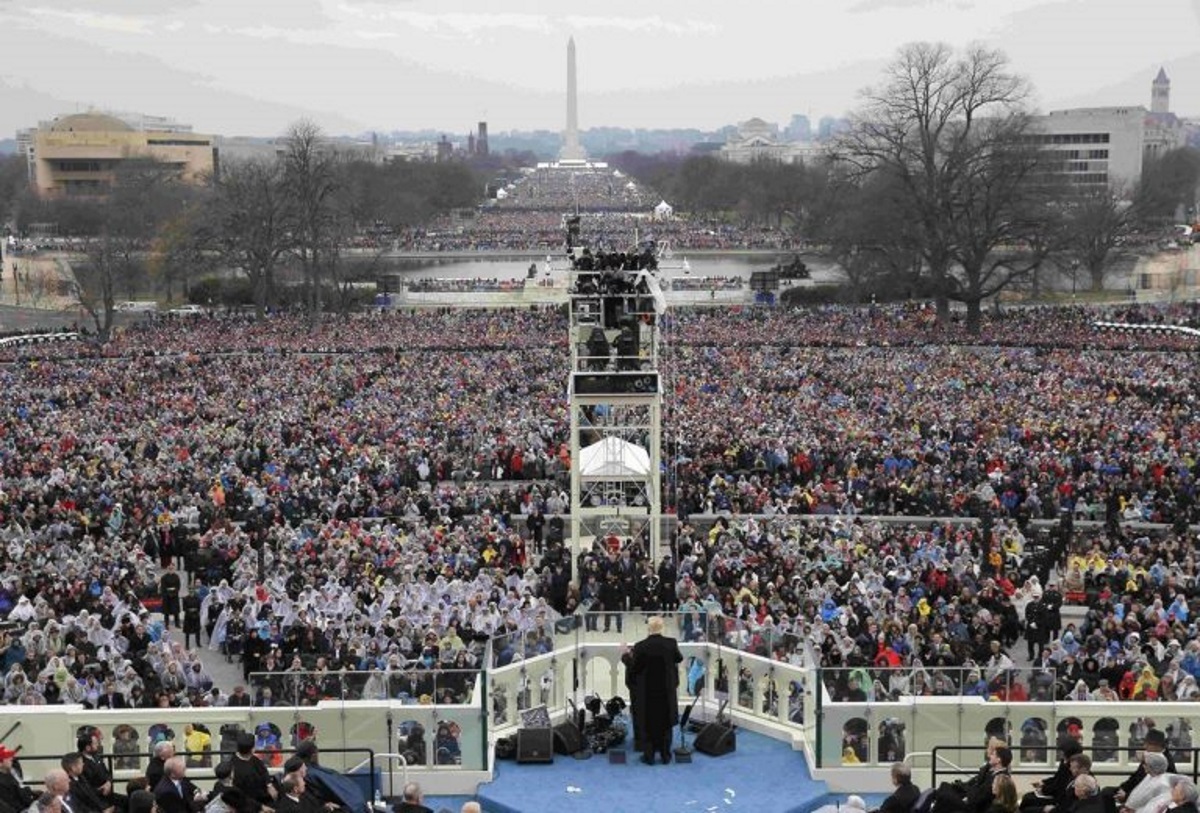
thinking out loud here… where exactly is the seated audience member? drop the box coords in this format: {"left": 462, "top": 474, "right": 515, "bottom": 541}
{"left": 879, "top": 762, "right": 921, "bottom": 813}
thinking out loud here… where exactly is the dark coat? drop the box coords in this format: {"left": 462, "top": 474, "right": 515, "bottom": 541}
{"left": 153, "top": 776, "right": 204, "bottom": 813}
{"left": 95, "top": 692, "right": 127, "bottom": 709}
{"left": 0, "top": 771, "right": 36, "bottom": 813}
{"left": 67, "top": 776, "right": 107, "bottom": 813}
{"left": 182, "top": 596, "right": 202, "bottom": 635}
{"left": 881, "top": 780, "right": 921, "bottom": 813}
{"left": 229, "top": 755, "right": 273, "bottom": 805}
{"left": 145, "top": 758, "right": 167, "bottom": 792}
{"left": 159, "top": 571, "right": 183, "bottom": 616}
{"left": 629, "top": 631, "right": 682, "bottom": 751}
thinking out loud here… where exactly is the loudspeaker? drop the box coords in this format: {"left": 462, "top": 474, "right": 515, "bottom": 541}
{"left": 516, "top": 728, "right": 554, "bottom": 764}
{"left": 693, "top": 721, "right": 736, "bottom": 756}
{"left": 553, "top": 721, "right": 584, "bottom": 756}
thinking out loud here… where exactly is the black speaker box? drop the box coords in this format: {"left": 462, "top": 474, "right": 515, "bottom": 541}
{"left": 553, "top": 721, "right": 584, "bottom": 755}
{"left": 516, "top": 728, "right": 554, "bottom": 763}
{"left": 693, "top": 721, "right": 736, "bottom": 756}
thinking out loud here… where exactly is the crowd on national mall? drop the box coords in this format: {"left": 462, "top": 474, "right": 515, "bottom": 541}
{"left": 0, "top": 300, "right": 1197, "bottom": 738}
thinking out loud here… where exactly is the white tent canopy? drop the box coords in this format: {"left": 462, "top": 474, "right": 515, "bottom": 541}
{"left": 654, "top": 200, "right": 674, "bottom": 219}
{"left": 580, "top": 437, "right": 651, "bottom": 478}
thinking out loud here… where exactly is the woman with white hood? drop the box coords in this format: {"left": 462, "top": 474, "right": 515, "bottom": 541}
{"left": 1176, "top": 674, "right": 1200, "bottom": 701}
{"left": 3, "top": 666, "right": 28, "bottom": 703}
{"left": 7, "top": 596, "right": 35, "bottom": 622}
{"left": 60, "top": 674, "right": 87, "bottom": 705}
{"left": 1125, "top": 753, "right": 1175, "bottom": 813}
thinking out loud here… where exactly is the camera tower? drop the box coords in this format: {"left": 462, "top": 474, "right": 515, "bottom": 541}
{"left": 566, "top": 218, "right": 664, "bottom": 569}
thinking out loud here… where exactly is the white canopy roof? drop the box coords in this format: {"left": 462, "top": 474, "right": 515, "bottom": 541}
{"left": 580, "top": 437, "right": 651, "bottom": 478}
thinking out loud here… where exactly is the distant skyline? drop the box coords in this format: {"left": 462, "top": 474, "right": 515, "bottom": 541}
{"left": 3, "top": 0, "right": 1200, "bottom": 139}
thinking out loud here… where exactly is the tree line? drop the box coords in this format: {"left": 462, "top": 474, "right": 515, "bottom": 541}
{"left": 611, "top": 44, "right": 1199, "bottom": 332}
{"left": 0, "top": 121, "right": 486, "bottom": 339}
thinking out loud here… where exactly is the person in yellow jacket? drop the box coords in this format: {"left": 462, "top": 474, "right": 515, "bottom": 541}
{"left": 183, "top": 723, "right": 212, "bottom": 768}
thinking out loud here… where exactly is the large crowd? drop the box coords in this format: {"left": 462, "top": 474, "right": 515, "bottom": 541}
{"left": 395, "top": 163, "right": 802, "bottom": 256}
{"left": 0, "top": 298, "right": 1196, "bottom": 713}
{"left": 399, "top": 210, "right": 798, "bottom": 253}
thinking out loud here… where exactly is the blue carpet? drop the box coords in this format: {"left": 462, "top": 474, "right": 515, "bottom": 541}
{"left": 476, "top": 728, "right": 827, "bottom": 813}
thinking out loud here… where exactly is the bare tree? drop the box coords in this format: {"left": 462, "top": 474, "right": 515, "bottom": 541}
{"left": 206, "top": 156, "right": 292, "bottom": 316}
{"left": 70, "top": 158, "right": 184, "bottom": 341}
{"left": 835, "top": 43, "right": 1043, "bottom": 329}
{"left": 1053, "top": 185, "right": 1138, "bottom": 293}
{"left": 281, "top": 120, "right": 341, "bottom": 322}
{"left": 151, "top": 196, "right": 217, "bottom": 303}
{"left": 814, "top": 168, "right": 926, "bottom": 300}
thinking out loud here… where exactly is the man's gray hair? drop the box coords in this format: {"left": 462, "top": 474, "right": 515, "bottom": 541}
{"left": 891, "top": 762, "right": 912, "bottom": 783}
{"left": 1144, "top": 752, "right": 1169, "bottom": 775}
{"left": 153, "top": 740, "right": 174, "bottom": 758}
{"left": 1075, "top": 775, "right": 1098, "bottom": 796}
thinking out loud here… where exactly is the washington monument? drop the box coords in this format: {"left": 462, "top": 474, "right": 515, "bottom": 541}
{"left": 560, "top": 36, "right": 586, "bottom": 161}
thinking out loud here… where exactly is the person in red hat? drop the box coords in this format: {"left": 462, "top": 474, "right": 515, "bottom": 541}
{"left": 0, "top": 745, "right": 36, "bottom": 813}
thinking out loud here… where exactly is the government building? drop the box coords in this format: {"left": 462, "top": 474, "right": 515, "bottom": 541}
{"left": 26, "top": 111, "right": 215, "bottom": 198}
{"left": 1029, "top": 68, "right": 1187, "bottom": 190}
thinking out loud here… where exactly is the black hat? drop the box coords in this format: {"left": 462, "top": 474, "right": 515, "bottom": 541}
{"left": 235, "top": 732, "right": 256, "bottom": 752}
{"left": 295, "top": 740, "right": 318, "bottom": 759}
{"left": 1145, "top": 729, "right": 1167, "bottom": 748}
{"left": 283, "top": 757, "right": 305, "bottom": 774}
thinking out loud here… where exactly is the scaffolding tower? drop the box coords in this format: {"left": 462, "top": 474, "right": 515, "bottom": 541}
{"left": 565, "top": 219, "right": 667, "bottom": 570}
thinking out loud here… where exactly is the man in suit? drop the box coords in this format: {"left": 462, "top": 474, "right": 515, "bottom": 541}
{"left": 879, "top": 762, "right": 921, "bottom": 813}
{"left": 1022, "top": 737, "right": 1083, "bottom": 813}
{"left": 145, "top": 742, "right": 174, "bottom": 793}
{"left": 628, "top": 615, "right": 683, "bottom": 765}
{"left": 79, "top": 733, "right": 127, "bottom": 813}
{"left": 273, "top": 775, "right": 307, "bottom": 813}
{"left": 95, "top": 682, "right": 127, "bottom": 710}
{"left": 159, "top": 562, "right": 183, "bottom": 629}
{"left": 0, "top": 746, "right": 36, "bottom": 813}
{"left": 61, "top": 753, "right": 111, "bottom": 813}
{"left": 933, "top": 746, "right": 1012, "bottom": 813}
{"left": 152, "top": 758, "right": 204, "bottom": 813}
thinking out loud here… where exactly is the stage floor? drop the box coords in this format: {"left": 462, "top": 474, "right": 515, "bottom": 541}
{"left": 474, "top": 728, "right": 830, "bottom": 813}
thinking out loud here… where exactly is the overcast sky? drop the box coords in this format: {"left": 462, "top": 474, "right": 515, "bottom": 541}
{"left": 3, "top": 0, "right": 1200, "bottom": 139}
